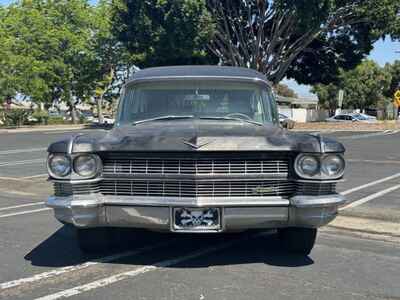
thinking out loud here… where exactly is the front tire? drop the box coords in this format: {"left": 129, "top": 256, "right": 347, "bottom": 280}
{"left": 76, "top": 228, "right": 112, "bottom": 253}
{"left": 279, "top": 227, "right": 317, "bottom": 255}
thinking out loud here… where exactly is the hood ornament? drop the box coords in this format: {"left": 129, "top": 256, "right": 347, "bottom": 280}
{"left": 182, "top": 137, "right": 213, "bottom": 149}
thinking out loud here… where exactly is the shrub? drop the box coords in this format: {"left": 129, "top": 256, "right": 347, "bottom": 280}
{"left": 4, "top": 109, "right": 29, "bottom": 127}
{"left": 31, "top": 110, "right": 49, "bottom": 125}
{"left": 47, "top": 116, "right": 67, "bottom": 125}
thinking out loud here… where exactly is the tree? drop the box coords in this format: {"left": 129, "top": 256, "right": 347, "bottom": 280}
{"left": 311, "top": 84, "right": 340, "bottom": 116}
{"left": 91, "top": 0, "right": 137, "bottom": 123}
{"left": 273, "top": 83, "right": 297, "bottom": 98}
{"left": 312, "top": 60, "right": 392, "bottom": 113}
{"left": 111, "top": 0, "right": 217, "bottom": 68}
{"left": 384, "top": 60, "right": 400, "bottom": 99}
{"left": 341, "top": 60, "right": 391, "bottom": 111}
{"left": 0, "top": 1, "right": 99, "bottom": 123}
{"left": 207, "top": 0, "right": 400, "bottom": 85}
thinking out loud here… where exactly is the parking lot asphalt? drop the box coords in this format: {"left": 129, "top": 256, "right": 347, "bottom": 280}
{"left": 0, "top": 128, "right": 399, "bottom": 300}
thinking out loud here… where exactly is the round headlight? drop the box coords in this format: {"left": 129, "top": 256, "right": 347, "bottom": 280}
{"left": 73, "top": 155, "right": 100, "bottom": 178}
{"left": 295, "top": 155, "right": 320, "bottom": 178}
{"left": 321, "top": 155, "right": 345, "bottom": 178}
{"left": 48, "top": 154, "right": 71, "bottom": 178}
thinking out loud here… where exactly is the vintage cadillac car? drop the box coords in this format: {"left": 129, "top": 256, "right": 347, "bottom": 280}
{"left": 46, "top": 66, "right": 346, "bottom": 255}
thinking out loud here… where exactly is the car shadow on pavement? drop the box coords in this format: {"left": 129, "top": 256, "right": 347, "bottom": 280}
{"left": 25, "top": 226, "right": 314, "bottom": 269}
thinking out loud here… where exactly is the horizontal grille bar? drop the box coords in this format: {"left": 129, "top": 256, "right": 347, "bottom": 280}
{"left": 102, "top": 157, "right": 289, "bottom": 177}
{"left": 54, "top": 182, "right": 100, "bottom": 197}
{"left": 296, "top": 182, "right": 337, "bottom": 196}
{"left": 99, "top": 180, "right": 295, "bottom": 198}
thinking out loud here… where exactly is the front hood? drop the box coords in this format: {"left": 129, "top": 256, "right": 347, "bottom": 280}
{"left": 49, "top": 120, "right": 345, "bottom": 153}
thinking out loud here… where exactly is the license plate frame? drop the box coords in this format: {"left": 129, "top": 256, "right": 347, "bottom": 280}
{"left": 172, "top": 207, "right": 222, "bottom": 232}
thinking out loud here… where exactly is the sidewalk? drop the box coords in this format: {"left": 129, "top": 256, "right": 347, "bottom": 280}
{"left": 293, "top": 121, "right": 400, "bottom": 132}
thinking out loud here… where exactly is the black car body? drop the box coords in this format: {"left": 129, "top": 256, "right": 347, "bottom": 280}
{"left": 46, "top": 66, "right": 346, "bottom": 254}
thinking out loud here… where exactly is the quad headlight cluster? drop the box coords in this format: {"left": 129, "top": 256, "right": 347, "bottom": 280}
{"left": 294, "top": 154, "right": 345, "bottom": 180}
{"left": 47, "top": 154, "right": 102, "bottom": 179}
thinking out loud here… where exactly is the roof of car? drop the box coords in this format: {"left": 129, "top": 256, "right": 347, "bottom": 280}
{"left": 129, "top": 66, "right": 270, "bottom": 85}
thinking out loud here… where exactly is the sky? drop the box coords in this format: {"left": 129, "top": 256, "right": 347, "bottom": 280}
{"left": 1, "top": 0, "right": 399, "bottom": 98}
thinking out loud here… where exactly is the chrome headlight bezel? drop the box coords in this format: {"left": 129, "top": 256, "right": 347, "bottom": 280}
{"left": 295, "top": 153, "right": 345, "bottom": 180}
{"left": 72, "top": 154, "right": 102, "bottom": 179}
{"left": 47, "top": 154, "right": 72, "bottom": 179}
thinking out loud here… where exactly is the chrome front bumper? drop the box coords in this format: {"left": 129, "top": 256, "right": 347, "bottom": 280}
{"left": 46, "top": 194, "right": 346, "bottom": 231}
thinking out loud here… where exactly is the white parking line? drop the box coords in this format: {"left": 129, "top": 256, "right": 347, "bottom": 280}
{"left": 0, "top": 148, "right": 46, "bottom": 155}
{"left": 0, "top": 158, "right": 44, "bottom": 167}
{"left": 0, "top": 176, "right": 34, "bottom": 182}
{"left": 0, "top": 202, "right": 44, "bottom": 212}
{"left": 34, "top": 233, "right": 263, "bottom": 300}
{"left": 347, "top": 159, "right": 400, "bottom": 165}
{"left": 0, "top": 188, "right": 39, "bottom": 197}
{"left": 0, "top": 240, "right": 174, "bottom": 290}
{"left": 341, "top": 184, "right": 400, "bottom": 210}
{"left": 22, "top": 174, "right": 48, "bottom": 179}
{"left": 0, "top": 208, "right": 51, "bottom": 218}
{"left": 340, "top": 172, "right": 400, "bottom": 196}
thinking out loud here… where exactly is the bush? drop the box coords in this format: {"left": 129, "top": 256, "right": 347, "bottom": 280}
{"left": 47, "top": 116, "right": 67, "bottom": 125}
{"left": 4, "top": 109, "right": 29, "bottom": 127}
{"left": 31, "top": 110, "right": 49, "bottom": 124}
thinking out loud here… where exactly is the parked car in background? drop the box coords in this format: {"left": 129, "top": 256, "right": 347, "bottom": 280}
{"left": 326, "top": 113, "right": 377, "bottom": 123}
{"left": 79, "top": 110, "right": 95, "bottom": 122}
{"left": 279, "top": 113, "right": 295, "bottom": 129}
{"left": 92, "top": 114, "right": 115, "bottom": 125}
{"left": 46, "top": 66, "right": 346, "bottom": 255}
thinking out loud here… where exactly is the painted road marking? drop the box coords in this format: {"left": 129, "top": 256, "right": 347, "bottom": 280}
{"left": 347, "top": 159, "right": 400, "bottom": 165}
{"left": 0, "top": 202, "right": 44, "bottom": 212}
{"left": 0, "top": 148, "right": 46, "bottom": 155}
{"left": 0, "top": 208, "right": 51, "bottom": 218}
{"left": 0, "top": 176, "right": 35, "bottom": 182}
{"left": 340, "top": 172, "right": 400, "bottom": 196}
{"left": 0, "top": 158, "right": 44, "bottom": 167}
{"left": 22, "top": 174, "right": 48, "bottom": 179}
{"left": 341, "top": 184, "right": 400, "bottom": 210}
{"left": 34, "top": 233, "right": 265, "bottom": 300}
{"left": 0, "top": 240, "right": 174, "bottom": 290}
{"left": 0, "top": 188, "right": 39, "bottom": 197}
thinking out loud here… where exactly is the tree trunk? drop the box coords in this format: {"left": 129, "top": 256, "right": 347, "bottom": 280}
{"left": 69, "top": 99, "right": 78, "bottom": 124}
{"left": 97, "top": 95, "right": 104, "bottom": 124}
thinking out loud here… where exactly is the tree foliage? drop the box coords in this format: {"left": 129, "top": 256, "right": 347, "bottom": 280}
{"left": 312, "top": 60, "right": 393, "bottom": 112}
{"left": 273, "top": 83, "right": 297, "bottom": 98}
{"left": 207, "top": 0, "right": 400, "bottom": 84}
{"left": 111, "top": 0, "right": 217, "bottom": 68}
{"left": 0, "top": 0, "right": 135, "bottom": 123}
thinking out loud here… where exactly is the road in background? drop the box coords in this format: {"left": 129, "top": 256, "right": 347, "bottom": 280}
{"left": 0, "top": 128, "right": 399, "bottom": 300}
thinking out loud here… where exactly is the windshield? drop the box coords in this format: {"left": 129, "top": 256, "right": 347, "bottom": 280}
{"left": 117, "top": 81, "right": 277, "bottom": 125}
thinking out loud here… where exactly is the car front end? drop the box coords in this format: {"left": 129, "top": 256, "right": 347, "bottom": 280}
{"left": 45, "top": 66, "right": 346, "bottom": 254}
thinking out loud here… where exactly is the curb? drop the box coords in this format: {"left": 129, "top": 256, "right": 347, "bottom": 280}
{"left": 328, "top": 215, "right": 400, "bottom": 238}
{"left": 0, "top": 125, "right": 89, "bottom": 134}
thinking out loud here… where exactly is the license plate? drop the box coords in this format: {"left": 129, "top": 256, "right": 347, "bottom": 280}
{"left": 173, "top": 207, "right": 221, "bottom": 232}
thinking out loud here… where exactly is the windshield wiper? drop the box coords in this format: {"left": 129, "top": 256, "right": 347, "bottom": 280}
{"left": 199, "top": 116, "right": 263, "bottom": 126}
{"left": 132, "top": 115, "right": 195, "bottom": 125}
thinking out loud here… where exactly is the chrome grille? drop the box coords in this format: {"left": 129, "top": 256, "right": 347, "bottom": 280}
{"left": 296, "top": 182, "right": 337, "bottom": 196}
{"left": 54, "top": 182, "right": 100, "bottom": 197}
{"left": 99, "top": 180, "right": 295, "bottom": 197}
{"left": 102, "top": 157, "right": 289, "bottom": 177}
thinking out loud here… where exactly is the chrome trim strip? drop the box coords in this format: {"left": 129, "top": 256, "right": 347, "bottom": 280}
{"left": 102, "top": 196, "right": 290, "bottom": 207}
{"left": 101, "top": 175, "right": 288, "bottom": 182}
{"left": 50, "top": 177, "right": 103, "bottom": 184}
{"left": 290, "top": 194, "right": 346, "bottom": 208}
{"left": 125, "top": 76, "right": 272, "bottom": 89}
